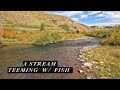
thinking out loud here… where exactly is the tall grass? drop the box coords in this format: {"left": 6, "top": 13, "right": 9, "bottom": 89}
{"left": 61, "top": 32, "right": 85, "bottom": 40}
{"left": 2, "top": 28, "right": 86, "bottom": 45}
{"left": 84, "top": 26, "right": 120, "bottom": 46}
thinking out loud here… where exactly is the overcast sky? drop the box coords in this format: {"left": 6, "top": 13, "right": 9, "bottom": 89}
{"left": 49, "top": 11, "right": 120, "bottom": 26}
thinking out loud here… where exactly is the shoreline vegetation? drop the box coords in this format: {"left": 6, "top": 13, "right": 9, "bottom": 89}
{"left": 80, "top": 25, "right": 120, "bottom": 79}
{"left": 0, "top": 28, "right": 87, "bottom": 46}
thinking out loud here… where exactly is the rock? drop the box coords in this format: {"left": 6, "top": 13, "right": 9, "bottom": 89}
{"left": 84, "top": 57, "right": 88, "bottom": 60}
{"left": 80, "top": 59, "right": 85, "bottom": 62}
{"left": 95, "top": 66, "right": 99, "bottom": 69}
{"left": 91, "top": 61, "right": 98, "bottom": 64}
{"left": 79, "top": 55, "right": 83, "bottom": 58}
{"left": 78, "top": 70, "right": 84, "bottom": 73}
{"left": 100, "top": 62, "right": 104, "bottom": 64}
{"left": 77, "top": 58, "right": 80, "bottom": 60}
{"left": 84, "top": 62, "right": 93, "bottom": 67}
{"left": 81, "top": 65, "right": 85, "bottom": 68}
{"left": 87, "top": 77, "right": 91, "bottom": 79}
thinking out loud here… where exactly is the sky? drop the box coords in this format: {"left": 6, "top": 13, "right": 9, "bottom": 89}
{"left": 49, "top": 11, "right": 120, "bottom": 26}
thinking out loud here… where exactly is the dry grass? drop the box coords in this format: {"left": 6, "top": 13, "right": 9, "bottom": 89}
{"left": 2, "top": 28, "right": 86, "bottom": 45}
{"left": 81, "top": 25, "right": 120, "bottom": 79}
{"left": 100, "top": 29, "right": 120, "bottom": 45}
{"left": 84, "top": 26, "right": 120, "bottom": 46}
{"left": 82, "top": 46, "right": 120, "bottom": 79}
{"left": 60, "top": 32, "right": 85, "bottom": 40}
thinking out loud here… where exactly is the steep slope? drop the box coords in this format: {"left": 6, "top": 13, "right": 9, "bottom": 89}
{"left": 0, "top": 11, "right": 89, "bottom": 31}
{"left": 0, "top": 11, "right": 40, "bottom": 25}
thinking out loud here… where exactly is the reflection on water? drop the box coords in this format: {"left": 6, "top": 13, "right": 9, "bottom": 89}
{"left": 0, "top": 39, "right": 99, "bottom": 79}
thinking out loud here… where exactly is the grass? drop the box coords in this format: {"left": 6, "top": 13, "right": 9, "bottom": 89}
{"left": 4, "top": 20, "right": 41, "bottom": 29}
{"left": 3, "top": 38, "right": 19, "bottom": 42}
{"left": 4, "top": 20, "right": 55, "bottom": 31}
{"left": 82, "top": 26, "right": 120, "bottom": 79}
{"left": 84, "top": 26, "right": 120, "bottom": 46}
{"left": 33, "top": 31, "right": 85, "bottom": 45}
{"left": 83, "top": 29, "right": 110, "bottom": 38}
{"left": 82, "top": 46, "right": 120, "bottom": 79}
{"left": 0, "top": 29, "right": 4, "bottom": 46}
{"left": 2, "top": 27, "right": 86, "bottom": 45}
{"left": 61, "top": 31, "right": 85, "bottom": 40}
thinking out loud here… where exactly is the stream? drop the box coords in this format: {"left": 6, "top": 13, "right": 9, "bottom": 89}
{"left": 0, "top": 38, "right": 99, "bottom": 79}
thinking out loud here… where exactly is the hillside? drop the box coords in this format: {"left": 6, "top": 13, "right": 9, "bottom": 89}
{"left": 0, "top": 11, "right": 89, "bottom": 31}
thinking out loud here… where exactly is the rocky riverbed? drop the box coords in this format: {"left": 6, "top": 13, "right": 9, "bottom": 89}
{"left": 77, "top": 41, "right": 99, "bottom": 79}
{"left": 0, "top": 38, "right": 99, "bottom": 79}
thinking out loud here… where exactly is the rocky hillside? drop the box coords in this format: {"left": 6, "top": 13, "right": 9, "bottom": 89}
{"left": 0, "top": 11, "right": 89, "bottom": 31}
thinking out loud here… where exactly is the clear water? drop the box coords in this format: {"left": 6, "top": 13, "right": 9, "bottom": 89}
{"left": 0, "top": 39, "right": 99, "bottom": 79}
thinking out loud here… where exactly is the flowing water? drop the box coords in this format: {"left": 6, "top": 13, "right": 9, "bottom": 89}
{"left": 0, "top": 38, "right": 99, "bottom": 79}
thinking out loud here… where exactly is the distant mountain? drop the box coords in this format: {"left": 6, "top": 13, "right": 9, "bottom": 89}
{"left": 104, "top": 26, "right": 112, "bottom": 28}
{"left": 90, "top": 25, "right": 106, "bottom": 29}
{"left": 0, "top": 11, "right": 89, "bottom": 31}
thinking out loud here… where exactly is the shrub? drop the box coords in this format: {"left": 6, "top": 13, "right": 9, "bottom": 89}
{"left": 34, "top": 35, "right": 52, "bottom": 45}
{"left": 62, "top": 24, "right": 70, "bottom": 30}
{"left": 3, "top": 30, "right": 15, "bottom": 39}
{"left": 33, "top": 31, "right": 62, "bottom": 45}
{"left": 84, "top": 27, "right": 120, "bottom": 46}
{"left": 96, "top": 32, "right": 110, "bottom": 38}
{"left": 40, "top": 23, "right": 45, "bottom": 30}
{"left": 51, "top": 32, "right": 62, "bottom": 43}
{"left": 100, "top": 27, "right": 120, "bottom": 46}
{"left": 76, "top": 30, "right": 80, "bottom": 33}
{"left": 84, "top": 30, "right": 109, "bottom": 37}
{"left": 100, "top": 32, "right": 120, "bottom": 45}
{"left": 16, "top": 33, "right": 28, "bottom": 41}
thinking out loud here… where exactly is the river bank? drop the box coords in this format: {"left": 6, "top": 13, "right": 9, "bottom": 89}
{"left": 77, "top": 42, "right": 99, "bottom": 79}
{"left": 2, "top": 30, "right": 85, "bottom": 46}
